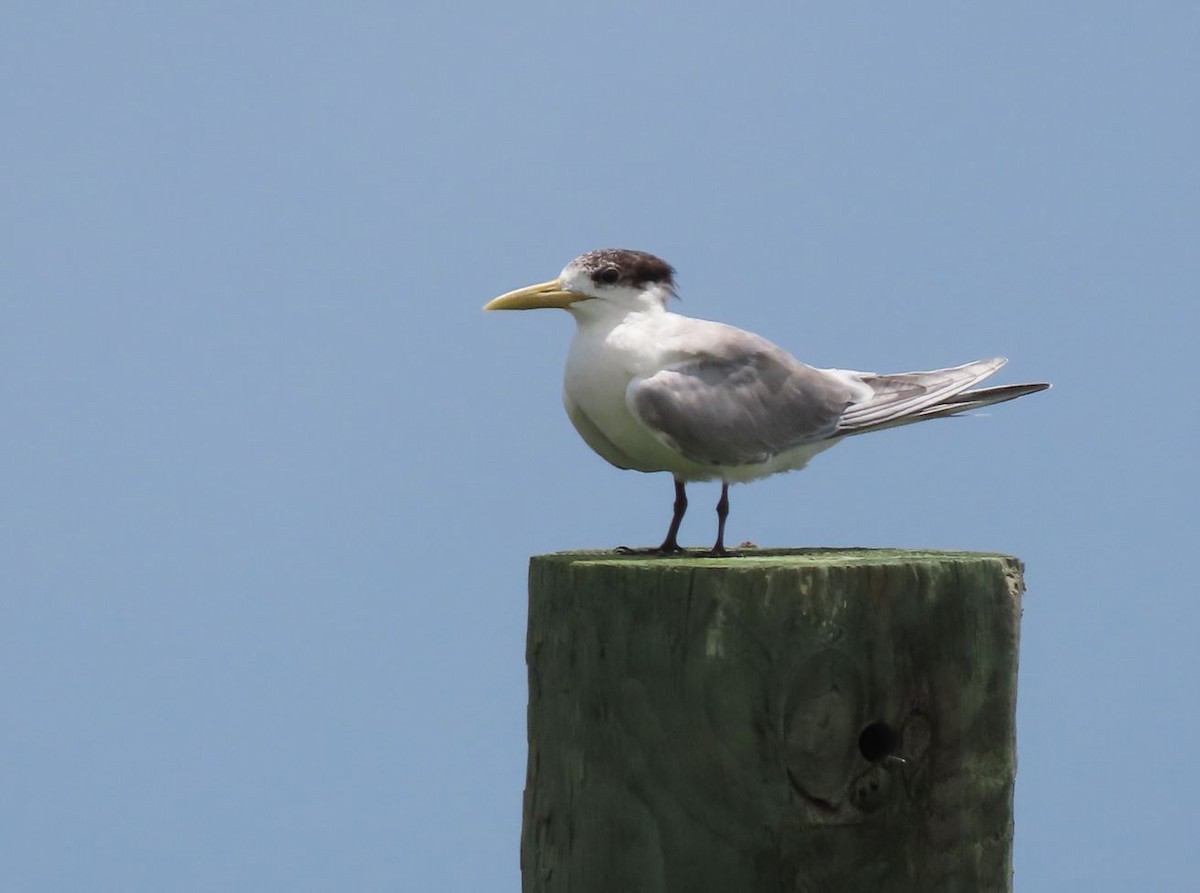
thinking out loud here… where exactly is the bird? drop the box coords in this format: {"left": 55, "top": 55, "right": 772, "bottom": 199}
{"left": 484, "top": 249, "right": 1049, "bottom": 556}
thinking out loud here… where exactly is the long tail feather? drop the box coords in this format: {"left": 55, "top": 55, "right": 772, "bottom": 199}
{"left": 836, "top": 359, "right": 1049, "bottom": 436}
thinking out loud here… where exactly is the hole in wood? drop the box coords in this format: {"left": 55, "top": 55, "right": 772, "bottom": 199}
{"left": 858, "top": 721, "right": 899, "bottom": 763}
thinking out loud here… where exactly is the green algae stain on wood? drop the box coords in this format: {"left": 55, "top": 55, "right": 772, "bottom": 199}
{"left": 523, "top": 549, "right": 1023, "bottom": 893}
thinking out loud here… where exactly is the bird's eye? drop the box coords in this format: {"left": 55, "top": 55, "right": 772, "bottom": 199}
{"left": 594, "top": 267, "right": 620, "bottom": 285}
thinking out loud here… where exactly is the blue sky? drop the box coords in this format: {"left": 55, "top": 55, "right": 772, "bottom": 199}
{"left": 3, "top": 2, "right": 1196, "bottom": 890}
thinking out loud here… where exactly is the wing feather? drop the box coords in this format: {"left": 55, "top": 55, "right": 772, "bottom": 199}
{"left": 627, "top": 324, "right": 1045, "bottom": 468}
{"left": 833, "top": 358, "right": 1009, "bottom": 433}
{"left": 628, "top": 330, "right": 855, "bottom": 467}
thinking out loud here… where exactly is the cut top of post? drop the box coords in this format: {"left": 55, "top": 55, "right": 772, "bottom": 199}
{"left": 531, "top": 546, "right": 1022, "bottom": 569}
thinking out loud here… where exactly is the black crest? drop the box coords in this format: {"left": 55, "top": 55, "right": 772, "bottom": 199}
{"left": 577, "top": 249, "right": 677, "bottom": 294}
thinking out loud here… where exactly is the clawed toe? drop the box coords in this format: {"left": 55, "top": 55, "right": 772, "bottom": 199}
{"left": 614, "top": 543, "right": 684, "bottom": 556}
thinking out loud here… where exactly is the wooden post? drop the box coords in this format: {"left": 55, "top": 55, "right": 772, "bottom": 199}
{"left": 522, "top": 549, "right": 1024, "bottom": 893}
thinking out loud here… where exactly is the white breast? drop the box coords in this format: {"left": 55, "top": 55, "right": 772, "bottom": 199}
{"left": 562, "top": 311, "right": 716, "bottom": 478}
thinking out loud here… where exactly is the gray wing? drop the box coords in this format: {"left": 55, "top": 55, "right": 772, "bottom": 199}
{"left": 627, "top": 329, "right": 857, "bottom": 467}
{"left": 833, "top": 357, "right": 1018, "bottom": 434}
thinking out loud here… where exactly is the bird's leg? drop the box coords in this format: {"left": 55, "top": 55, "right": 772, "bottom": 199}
{"left": 655, "top": 477, "right": 688, "bottom": 554}
{"left": 708, "top": 482, "right": 730, "bottom": 557}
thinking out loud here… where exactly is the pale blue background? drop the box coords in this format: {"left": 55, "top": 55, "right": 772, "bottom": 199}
{"left": 3, "top": 2, "right": 1196, "bottom": 890}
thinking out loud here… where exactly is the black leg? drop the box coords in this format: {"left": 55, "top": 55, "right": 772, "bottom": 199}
{"left": 656, "top": 477, "right": 688, "bottom": 554}
{"left": 709, "top": 482, "right": 730, "bottom": 556}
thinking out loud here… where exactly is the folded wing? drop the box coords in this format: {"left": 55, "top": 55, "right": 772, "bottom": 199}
{"left": 630, "top": 338, "right": 1048, "bottom": 468}
{"left": 627, "top": 330, "right": 856, "bottom": 467}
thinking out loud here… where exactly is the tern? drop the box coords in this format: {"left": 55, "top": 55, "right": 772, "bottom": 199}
{"left": 485, "top": 249, "right": 1048, "bottom": 555}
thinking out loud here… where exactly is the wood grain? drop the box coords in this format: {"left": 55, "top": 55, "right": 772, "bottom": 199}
{"left": 522, "top": 549, "right": 1023, "bottom": 893}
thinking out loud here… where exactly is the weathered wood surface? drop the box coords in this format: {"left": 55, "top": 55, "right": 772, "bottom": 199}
{"left": 522, "top": 549, "right": 1024, "bottom": 893}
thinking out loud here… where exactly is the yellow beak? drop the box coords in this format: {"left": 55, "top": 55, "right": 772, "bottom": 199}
{"left": 483, "top": 278, "right": 590, "bottom": 311}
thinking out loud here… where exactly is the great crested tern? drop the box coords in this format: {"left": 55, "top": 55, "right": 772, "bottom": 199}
{"left": 485, "top": 249, "right": 1048, "bottom": 555}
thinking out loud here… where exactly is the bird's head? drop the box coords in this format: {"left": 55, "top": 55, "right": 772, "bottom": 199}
{"left": 484, "top": 249, "right": 677, "bottom": 317}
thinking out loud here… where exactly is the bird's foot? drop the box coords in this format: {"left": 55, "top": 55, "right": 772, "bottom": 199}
{"left": 615, "top": 542, "right": 685, "bottom": 556}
